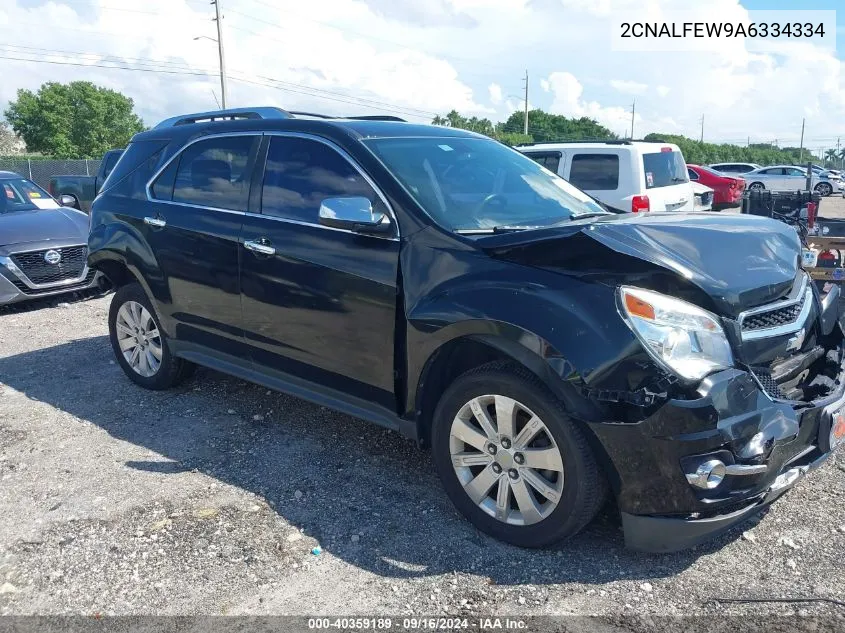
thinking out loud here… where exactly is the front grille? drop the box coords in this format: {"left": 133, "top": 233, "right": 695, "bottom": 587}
{"left": 11, "top": 270, "right": 96, "bottom": 296}
{"left": 751, "top": 369, "right": 786, "bottom": 399}
{"left": 11, "top": 246, "right": 87, "bottom": 285}
{"left": 741, "top": 293, "right": 805, "bottom": 332}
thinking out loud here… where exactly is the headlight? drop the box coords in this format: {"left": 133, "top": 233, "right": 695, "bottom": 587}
{"left": 618, "top": 286, "right": 734, "bottom": 382}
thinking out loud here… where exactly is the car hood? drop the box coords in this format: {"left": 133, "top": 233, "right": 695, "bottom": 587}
{"left": 478, "top": 213, "right": 800, "bottom": 318}
{"left": 0, "top": 207, "right": 88, "bottom": 248}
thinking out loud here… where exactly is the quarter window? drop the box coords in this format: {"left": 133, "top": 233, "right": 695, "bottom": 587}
{"left": 524, "top": 152, "right": 561, "bottom": 174}
{"left": 261, "top": 136, "right": 382, "bottom": 222}
{"left": 569, "top": 154, "right": 619, "bottom": 190}
{"left": 154, "top": 135, "right": 258, "bottom": 211}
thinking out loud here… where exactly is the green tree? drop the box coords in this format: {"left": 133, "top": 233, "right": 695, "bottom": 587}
{"left": 4, "top": 81, "right": 144, "bottom": 158}
{"left": 432, "top": 108, "right": 615, "bottom": 146}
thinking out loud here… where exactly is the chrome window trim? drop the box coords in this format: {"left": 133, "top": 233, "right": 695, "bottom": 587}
{"left": 144, "top": 130, "right": 399, "bottom": 241}
{"left": 145, "top": 131, "right": 261, "bottom": 213}
{"left": 738, "top": 275, "right": 812, "bottom": 341}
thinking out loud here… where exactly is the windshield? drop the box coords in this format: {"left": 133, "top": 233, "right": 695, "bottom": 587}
{"left": 362, "top": 137, "right": 607, "bottom": 232}
{"left": 0, "top": 178, "right": 59, "bottom": 213}
{"left": 643, "top": 150, "right": 688, "bottom": 189}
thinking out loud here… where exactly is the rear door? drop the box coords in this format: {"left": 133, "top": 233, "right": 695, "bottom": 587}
{"left": 239, "top": 133, "right": 400, "bottom": 410}
{"left": 641, "top": 147, "right": 693, "bottom": 212}
{"left": 144, "top": 133, "right": 261, "bottom": 356}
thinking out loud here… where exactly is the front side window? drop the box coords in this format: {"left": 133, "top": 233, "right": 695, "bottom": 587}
{"left": 687, "top": 168, "right": 699, "bottom": 180}
{"left": 363, "top": 137, "right": 607, "bottom": 233}
{"left": 157, "top": 135, "right": 258, "bottom": 211}
{"left": 0, "top": 178, "right": 59, "bottom": 213}
{"left": 261, "top": 136, "right": 382, "bottom": 222}
{"left": 569, "top": 154, "right": 619, "bottom": 191}
{"left": 642, "top": 150, "right": 688, "bottom": 189}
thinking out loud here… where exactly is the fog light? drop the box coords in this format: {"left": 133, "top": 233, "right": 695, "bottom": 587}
{"left": 686, "top": 459, "right": 726, "bottom": 490}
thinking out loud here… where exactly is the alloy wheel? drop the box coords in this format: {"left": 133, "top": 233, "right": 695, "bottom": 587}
{"left": 115, "top": 301, "right": 163, "bottom": 378}
{"left": 449, "top": 394, "right": 564, "bottom": 526}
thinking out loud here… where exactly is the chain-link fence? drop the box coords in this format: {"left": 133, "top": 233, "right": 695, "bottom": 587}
{"left": 0, "top": 158, "right": 102, "bottom": 190}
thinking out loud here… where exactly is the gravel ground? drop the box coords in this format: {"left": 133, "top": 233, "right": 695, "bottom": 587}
{"left": 0, "top": 201, "right": 844, "bottom": 622}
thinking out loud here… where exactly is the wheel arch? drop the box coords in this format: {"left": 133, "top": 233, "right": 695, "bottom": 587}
{"left": 412, "top": 322, "right": 601, "bottom": 448}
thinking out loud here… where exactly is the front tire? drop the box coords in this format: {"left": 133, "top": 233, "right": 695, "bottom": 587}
{"left": 432, "top": 362, "right": 606, "bottom": 547}
{"left": 108, "top": 283, "right": 194, "bottom": 390}
{"left": 748, "top": 182, "right": 765, "bottom": 192}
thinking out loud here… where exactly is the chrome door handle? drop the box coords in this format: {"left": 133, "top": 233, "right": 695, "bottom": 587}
{"left": 143, "top": 216, "right": 166, "bottom": 228}
{"left": 244, "top": 240, "right": 276, "bottom": 256}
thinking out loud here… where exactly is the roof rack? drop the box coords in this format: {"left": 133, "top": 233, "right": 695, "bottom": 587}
{"left": 154, "top": 107, "right": 292, "bottom": 129}
{"left": 288, "top": 111, "right": 406, "bottom": 122}
{"left": 515, "top": 139, "right": 634, "bottom": 147}
{"left": 154, "top": 107, "right": 408, "bottom": 129}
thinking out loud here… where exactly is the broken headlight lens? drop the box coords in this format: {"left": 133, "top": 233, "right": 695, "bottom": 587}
{"left": 619, "top": 286, "right": 734, "bottom": 383}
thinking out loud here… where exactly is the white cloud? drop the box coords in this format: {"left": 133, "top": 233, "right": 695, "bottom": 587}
{"left": 609, "top": 79, "right": 648, "bottom": 95}
{"left": 0, "top": 0, "right": 841, "bottom": 146}
{"left": 488, "top": 83, "right": 503, "bottom": 104}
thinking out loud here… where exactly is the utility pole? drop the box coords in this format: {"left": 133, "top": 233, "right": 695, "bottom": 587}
{"left": 798, "top": 117, "right": 805, "bottom": 163}
{"left": 212, "top": 0, "right": 228, "bottom": 108}
{"left": 630, "top": 100, "right": 635, "bottom": 139}
{"left": 747, "top": 136, "right": 750, "bottom": 147}
{"left": 837, "top": 137, "right": 841, "bottom": 169}
{"left": 699, "top": 114, "right": 704, "bottom": 143}
{"left": 522, "top": 70, "right": 529, "bottom": 136}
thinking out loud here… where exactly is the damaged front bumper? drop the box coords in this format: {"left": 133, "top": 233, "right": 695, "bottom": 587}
{"left": 588, "top": 359, "right": 845, "bottom": 553}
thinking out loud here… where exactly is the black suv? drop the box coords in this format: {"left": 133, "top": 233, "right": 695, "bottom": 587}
{"left": 89, "top": 107, "right": 845, "bottom": 552}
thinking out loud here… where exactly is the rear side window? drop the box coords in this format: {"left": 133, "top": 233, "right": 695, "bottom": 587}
{"left": 524, "top": 152, "right": 561, "bottom": 174}
{"left": 102, "top": 151, "right": 122, "bottom": 179}
{"left": 569, "top": 154, "right": 619, "bottom": 190}
{"left": 643, "top": 150, "right": 688, "bottom": 189}
{"left": 261, "top": 136, "right": 382, "bottom": 222}
{"left": 167, "top": 135, "right": 259, "bottom": 211}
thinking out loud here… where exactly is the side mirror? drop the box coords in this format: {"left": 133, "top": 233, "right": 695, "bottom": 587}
{"left": 59, "top": 194, "right": 79, "bottom": 209}
{"left": 318, "top": 197, "right": 390, "bottom": 234}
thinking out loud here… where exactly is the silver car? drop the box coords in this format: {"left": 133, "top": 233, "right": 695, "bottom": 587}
{"left": 0, "top": 172, "right": 102, "bottom": 305}
{"left": 743, "top": 165, "right": 831, "bottom": 195}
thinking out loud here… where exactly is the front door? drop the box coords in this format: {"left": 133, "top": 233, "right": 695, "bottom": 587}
{"left": 239, "top": 134, "right": 400, "bottom": 410}
{"left": 144, "top": 133, "right": 261, "bottom": 355}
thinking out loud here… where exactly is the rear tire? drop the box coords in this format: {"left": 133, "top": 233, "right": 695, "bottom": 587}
{"left": 815, "top": 182, "right": 833, "bottom": 197}
{"left": 108, "top": 283, "right": 195, "bottom": 390}
{"left": 432, "top": 362, "right": 606, "bottom": 547}
{"left": 748, "top": 182, "right": 765, "bottom": 192}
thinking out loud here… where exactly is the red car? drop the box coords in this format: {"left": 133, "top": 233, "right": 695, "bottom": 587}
{"left": 687, "top": 164, "right": 746, "bottom": 210}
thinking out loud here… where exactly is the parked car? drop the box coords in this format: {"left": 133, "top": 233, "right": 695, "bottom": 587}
{"left": 518, "top": 140, "right": 694, "bottom": 213}
{"left": 89, "top": 107, "right": 844, "bottom": 553}
{"left": 744, "top": 165, "right": 835, "bottom": 196}
{"left": 708, "top": 162, "right": 761, "bottom": 174}
{"left": 691, "top": 181, "right": 714, "bottom": 212}
{"left": 687, "top": 164, "right": 745, "bottom": 210}
{"left": 0, "top": 171, "right": 102, "bottom": 305}
{"left": 48, "top": 148, "right": 124, "bottom": 213}
{"left": 806, "top": 165, "right": 843, "bottom": 195}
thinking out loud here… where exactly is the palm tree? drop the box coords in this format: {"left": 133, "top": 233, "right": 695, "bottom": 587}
{"left": 825, "top": 148, "right": 838, "bottom": 167}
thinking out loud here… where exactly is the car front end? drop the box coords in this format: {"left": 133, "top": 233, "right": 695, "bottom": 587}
{"left": 481, "top": 212, "right": 844, "bottom": 552}
{"left": 599, "top": 275, "right": 844, "bottom": 552}
{"left": 0, "top": 175, "right": 102, "bottom": 306}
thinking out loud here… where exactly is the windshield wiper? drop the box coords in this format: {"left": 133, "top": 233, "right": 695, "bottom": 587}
{"left": 454, "top": 226, "right": 531, "bottom": 235}
{"left": 569, "top": 211, "right": 611, "bottom": 220}
{"left": 672, "top": 177, "right": 688, "bottom": 182}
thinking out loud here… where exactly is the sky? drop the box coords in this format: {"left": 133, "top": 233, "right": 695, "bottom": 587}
{"left": 0, "top": 0, "right": 843, "bottom": 152}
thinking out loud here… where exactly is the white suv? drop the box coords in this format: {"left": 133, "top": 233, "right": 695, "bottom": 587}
{"left": 518, "top": 141, "right": 694, "bottom": 213}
